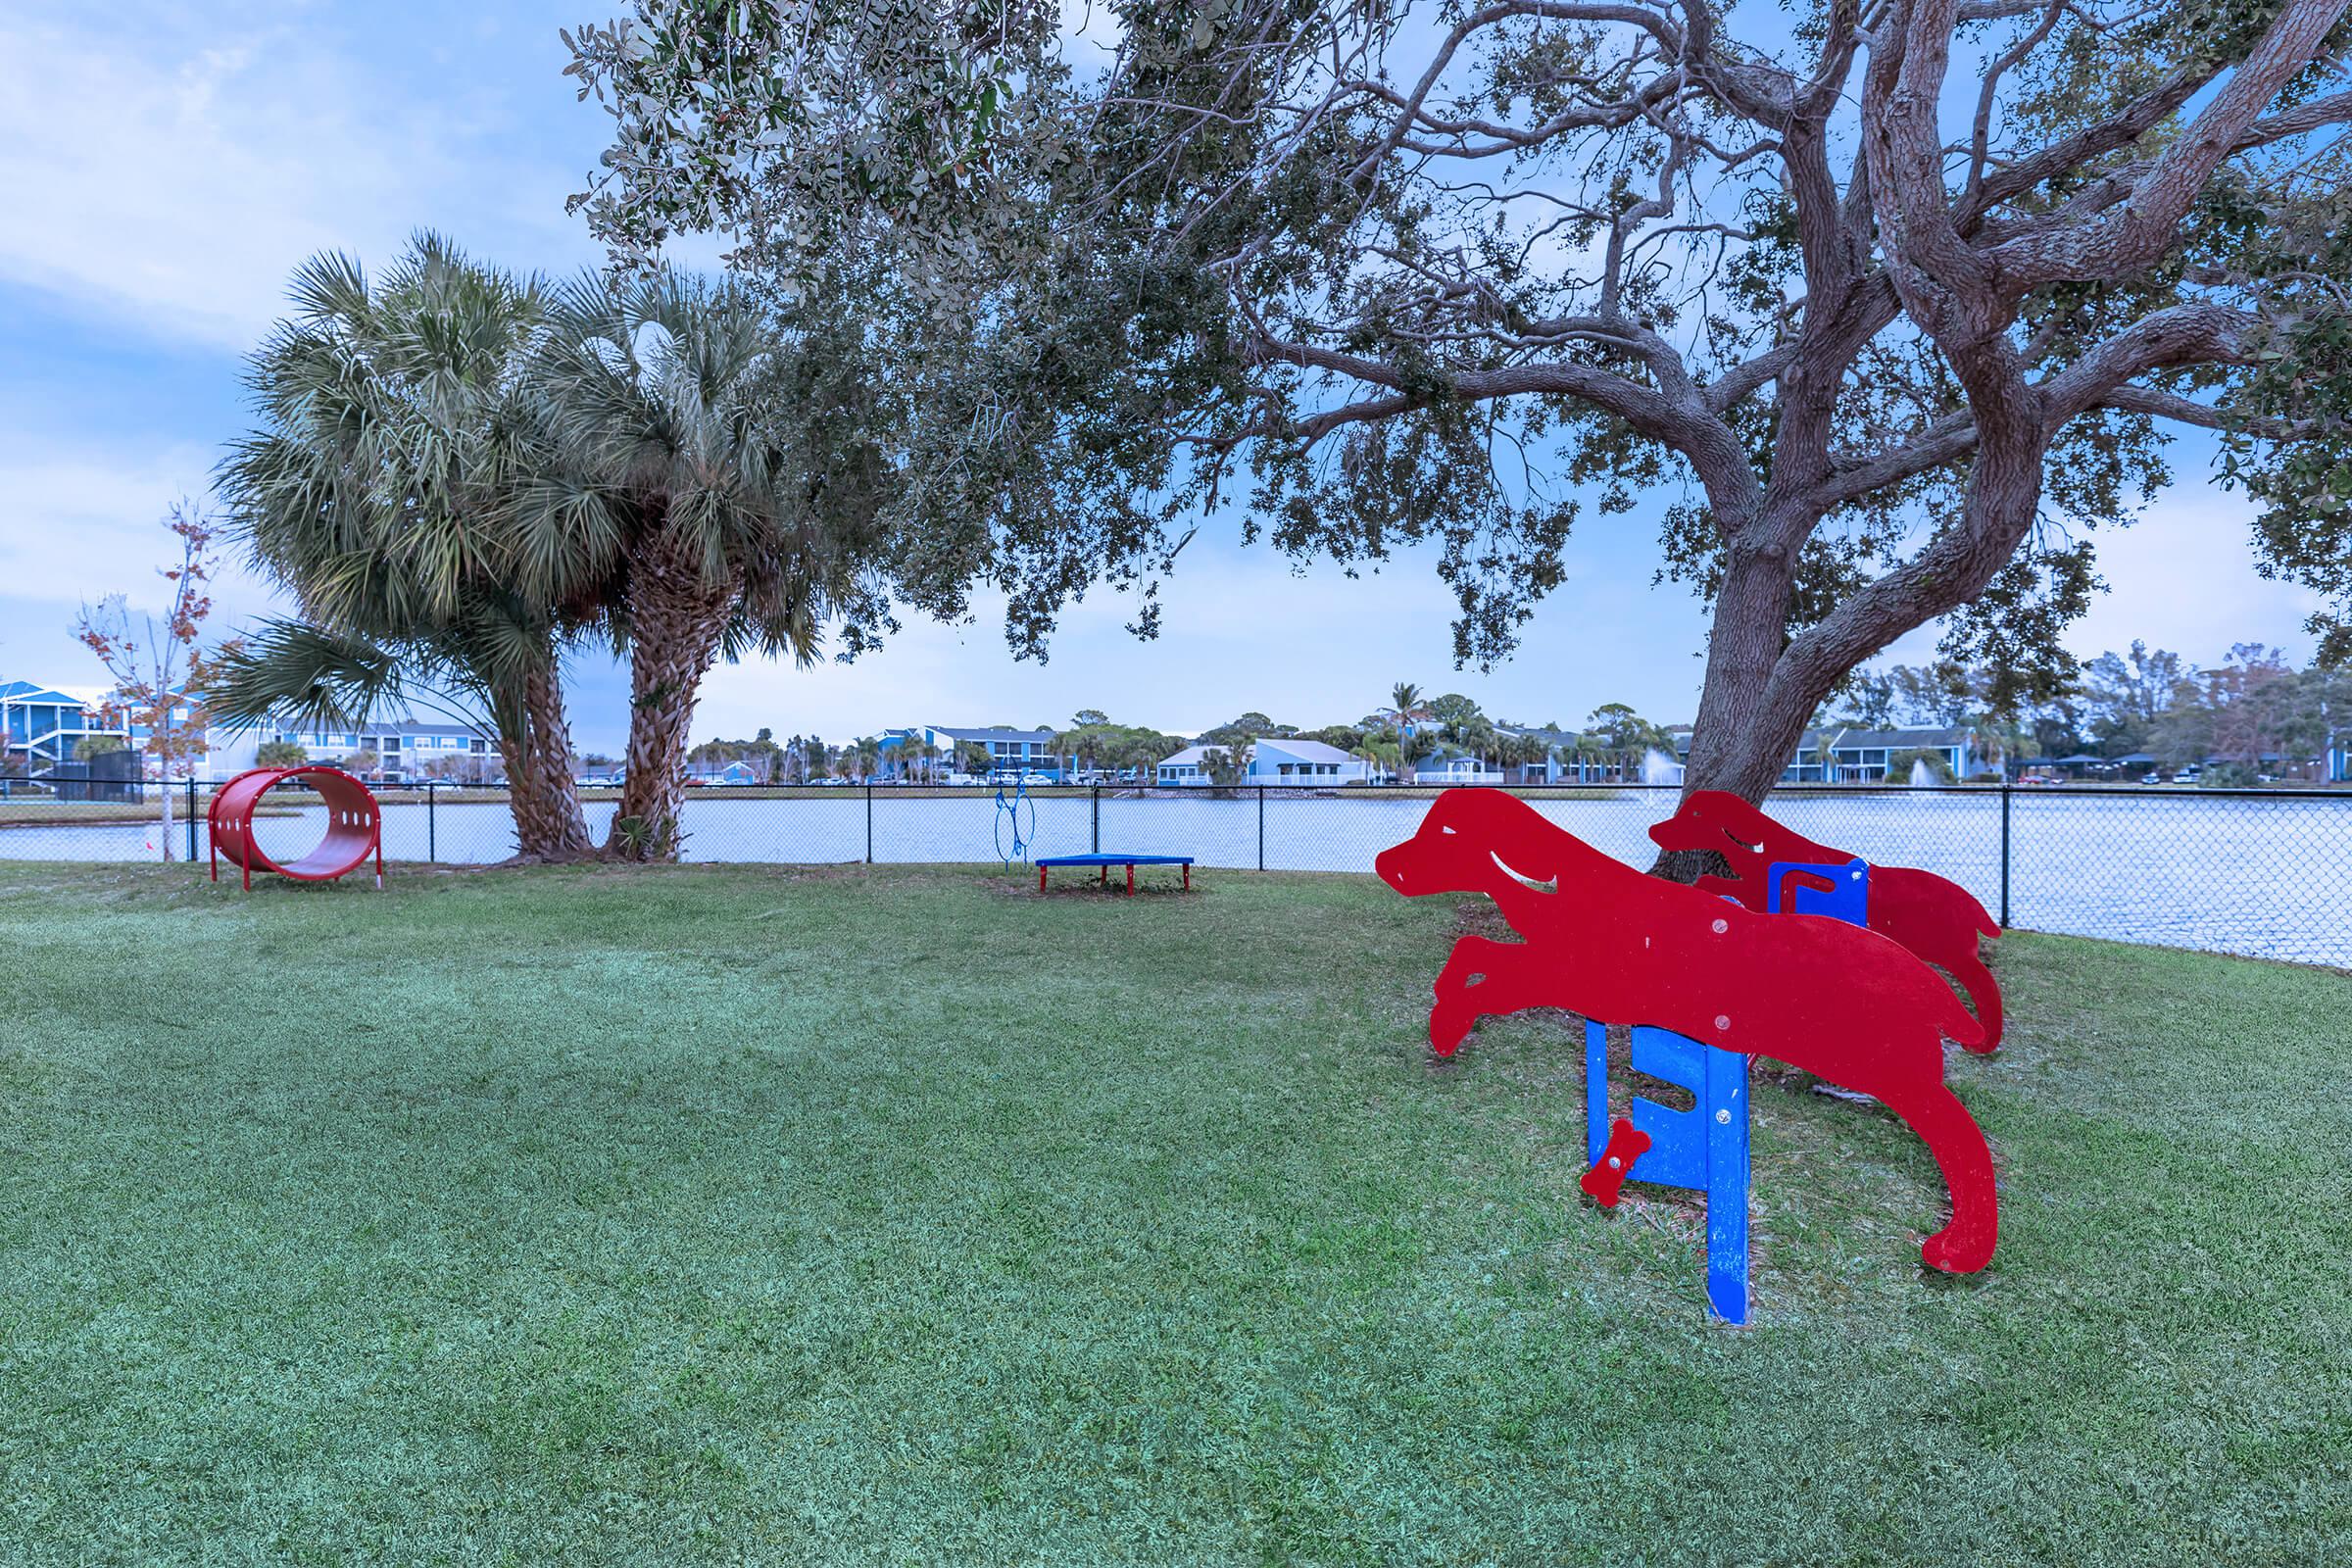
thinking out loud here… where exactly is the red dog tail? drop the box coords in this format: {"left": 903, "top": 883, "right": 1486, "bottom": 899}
{"left": 1936, "top": 986, "right": 1985, "bottom": 1054}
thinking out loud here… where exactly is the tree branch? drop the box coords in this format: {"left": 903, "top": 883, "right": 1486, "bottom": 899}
{"left": 1989, "top": 0, "right": 2352, "bottom": 287}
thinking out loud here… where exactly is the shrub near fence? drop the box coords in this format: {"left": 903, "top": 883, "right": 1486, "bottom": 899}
{"left": 2, "top": 779, "right": 2346, "bottom": 968}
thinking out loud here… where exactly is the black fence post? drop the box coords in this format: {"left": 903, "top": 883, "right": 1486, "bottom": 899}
{"left": 184, "top": 778, "right": 198, "bottom": 862}
{"left": 1091, "top": 786, "right": 1101, "bottom": 854}
{"left": 426, "top": 780, "right": 436, "bottom": 862}
{"left": 864, "top": 781, "right": 873, "bottom": 864}
{"left": 1998, "top": 782, "right": 2013, "bottom": 930}
{"left": 1257, "top": 786, "right": 1266, "bottom": 871}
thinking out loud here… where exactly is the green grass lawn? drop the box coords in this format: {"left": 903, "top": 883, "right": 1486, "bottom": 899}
{"left": 1, "top": 862, "right": 2345, "bottom": 1565}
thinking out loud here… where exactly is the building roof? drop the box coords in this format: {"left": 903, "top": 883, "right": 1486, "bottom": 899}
{"left": 276, "top": 716, "right": 484, "bottom": 740}
{"left": 1156, "top": 744, "right": 1217, "bottom": 768}
{"left": 0, "top": 680, "right": 88, "bottom": 707}
{"left": 1830, "top": 726, "right": 1972, "bottom": 750}
{"left": 1256, "top": 737, "right": 1353, "bottom": 764}
{"left": 923, "top": 724, "right": 1057, "bottom": 745}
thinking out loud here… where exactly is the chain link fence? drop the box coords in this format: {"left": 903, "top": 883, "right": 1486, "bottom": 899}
{"left": 3, "top": 777, "right": 2346, "bottom": 967}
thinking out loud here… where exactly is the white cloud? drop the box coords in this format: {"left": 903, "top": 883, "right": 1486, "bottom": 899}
{"left": 0, "top": 5, "right": 598, "bottom": 350}
{"left": 2063, "top": 489, "right": 2322, "bottom": 664}
{"left": 0, "top": 436, "right": 286, "bottom": 680}
{"left": 1869, "top": 479, "right": 2325, "bottom": 674}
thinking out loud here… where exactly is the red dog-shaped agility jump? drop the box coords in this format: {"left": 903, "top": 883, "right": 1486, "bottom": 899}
{"left": 1647, "top": 790, "right": 2004, "bottom": 1052}
{"left": 1376, "top": 789, "right": 1998, "bottom": 1273}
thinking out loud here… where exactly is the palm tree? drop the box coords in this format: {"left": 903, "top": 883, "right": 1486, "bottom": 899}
{"left": 901, "top": 732, "right": 939, "bottom": 784}
{"left": 1500, "top": 730, "right": 1547, "bottom": 784}
{"left": 533, "top": 271, "right": 887, "bottom": 857}
{"left": 1450, "top": 715, "right": 1498, "bottom": 772}
{"left": 1396, "top": 728, "right": 1435, "bottom": 784}
{"left": 216, "top": 237, "right": 596, "bottom": 858}
{"left": 1381, "top": 682, "right": 1427, "bottom": 736}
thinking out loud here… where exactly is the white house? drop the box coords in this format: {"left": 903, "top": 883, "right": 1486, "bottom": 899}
{"left": 1410, "top": 752, "right": 1504, "bottom": 785}
{"left": 240, "top": 716, "right": 495, "bottom": 782}
{"left": 1155, "top": 736, "right": 1370, "bottom": 786}
{"left": 1825, "top": 726, "right": 1986, "bottom": 782}
{"left": 1676, "top": 724, "right": 1992, "bottom": 784}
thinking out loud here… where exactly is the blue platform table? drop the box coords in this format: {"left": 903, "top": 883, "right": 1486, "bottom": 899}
{"left": 1036, "top": 853, "right": 1194, "bottom": 894}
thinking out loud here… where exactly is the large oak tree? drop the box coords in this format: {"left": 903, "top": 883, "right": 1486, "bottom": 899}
{"left": 570, "top": 0, "right": 2352, "bottom": 808}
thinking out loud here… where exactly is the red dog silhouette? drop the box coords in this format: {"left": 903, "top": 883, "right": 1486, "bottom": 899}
{"left": 1648, "top": 791, "right": 2004, "bottom": 1052}
{"left": 1376, "top": 789, "right": 1997, "bottom": 1273}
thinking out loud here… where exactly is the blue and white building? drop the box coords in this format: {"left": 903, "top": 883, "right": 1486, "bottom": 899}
{"left": 1822, "top": 726, "right": 1986, "bottom": 782}
{"left": 1156, "top": 736, "right": 1370, "bottom": 786}
{"left": 257, "top": 717, "right": 496, "bottom": 781}
{"left": 880, "top": 724, "right": 1065, "bottom": 779}
{"left": 1674, "top": 724, "right": 1991, "bottom": 785}
{"left": 0, "top": 680, "right": 123, "bottom": 770}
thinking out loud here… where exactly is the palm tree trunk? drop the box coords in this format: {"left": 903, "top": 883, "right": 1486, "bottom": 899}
{"left": 514, "top": 661, "right": 592, "bottom": 858}
{"left": 608, "top": 539, "right": 734, "bottom": 860}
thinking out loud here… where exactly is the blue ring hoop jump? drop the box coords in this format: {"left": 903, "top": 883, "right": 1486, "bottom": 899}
{"left": 994, "top": 770, "right": 1038, "bottom": 864}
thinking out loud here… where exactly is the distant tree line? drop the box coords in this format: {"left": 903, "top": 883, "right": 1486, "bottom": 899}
{"left": 1822, "top": 643, "right": 2351, "bottom": 780}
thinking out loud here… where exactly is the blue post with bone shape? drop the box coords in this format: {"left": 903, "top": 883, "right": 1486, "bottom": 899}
{"left": 1581, "top": 858, "right": 1872, "bottom": 1325}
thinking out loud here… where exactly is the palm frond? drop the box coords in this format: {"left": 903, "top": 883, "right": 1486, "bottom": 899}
{"left": 207, "top": 620, "right": 419, "bottom": 731}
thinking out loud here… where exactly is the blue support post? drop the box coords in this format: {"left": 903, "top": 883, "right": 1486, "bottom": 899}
{"left": 1580, "top": 858, "right": 1871, "bottom": 1324}
{"left": 1701, "top": 1043, "right": 1751, "bottom": 1324}
{"left": 1584, "top": 1020, "right": 1608, "bottom": 1161}
{"left": 1583, "top": 1020, "right": 1750, "bottom": 1324}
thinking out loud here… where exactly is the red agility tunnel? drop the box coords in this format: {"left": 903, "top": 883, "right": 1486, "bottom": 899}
{"left": 208, "top": 766, "right": 383, "bottom": 890}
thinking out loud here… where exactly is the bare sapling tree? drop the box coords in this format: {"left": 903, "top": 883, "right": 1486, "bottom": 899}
{"left": 74, "top": 500, "right": 235, "bottom": 859}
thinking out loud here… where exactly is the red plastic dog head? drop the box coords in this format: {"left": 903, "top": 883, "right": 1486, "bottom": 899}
{"left": 1374, "top": 789, "right": 1480, "bottom": 898}
{"left": 1646, "top": 789, "right": 1827, "bottom": 866}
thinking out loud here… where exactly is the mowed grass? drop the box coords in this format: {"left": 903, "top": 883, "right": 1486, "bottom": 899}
{"left": 0, "top": 862, "right": 2345, "bottom": 1566}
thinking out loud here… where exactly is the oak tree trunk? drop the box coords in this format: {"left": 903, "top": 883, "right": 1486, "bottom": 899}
{"left": 1663, "top": 407, "right": 2054, "bottom": 882}
{"left": 608, "top": 538, "right": 736, "bottom": 860}
{"left": 1681, "top": 537, "right": 1815, "bottom": 808}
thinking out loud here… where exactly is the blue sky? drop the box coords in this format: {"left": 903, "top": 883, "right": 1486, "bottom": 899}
{"left": 0, "top": 2, "right": 2326, "bottom": 754}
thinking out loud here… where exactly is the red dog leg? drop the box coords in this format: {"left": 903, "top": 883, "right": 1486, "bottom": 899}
{"left": 1580, "top": 1118, "right": 1653, "bottom": 1207}
{"left": 1429, "top": 935, "right": 1541, "bottom": 1056}
{"left": 1879, "top": 1081, "right": 2000, "bottom": 1272}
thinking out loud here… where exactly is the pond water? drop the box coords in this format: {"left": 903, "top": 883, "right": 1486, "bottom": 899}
{"left": 10, "top": 788, "right": 2347, "bottom": 968}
